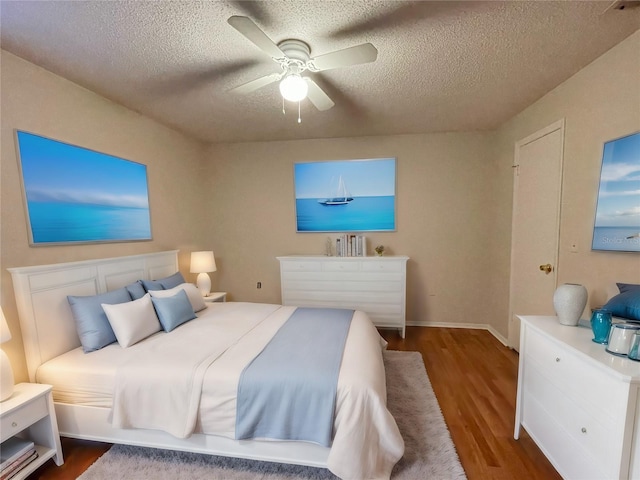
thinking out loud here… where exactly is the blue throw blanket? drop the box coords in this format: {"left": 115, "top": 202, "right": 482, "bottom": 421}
{"left": 235, "top": 307, "right": 354, "bottom": 447}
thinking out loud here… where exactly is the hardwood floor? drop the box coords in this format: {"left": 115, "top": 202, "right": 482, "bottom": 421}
{"left": 28, "top": 327, "right": 560, "bottom": 479}
{"left": 382, "top": 327, "right": 561, "bottom": 480}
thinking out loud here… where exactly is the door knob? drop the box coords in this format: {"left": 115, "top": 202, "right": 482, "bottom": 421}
{"left": 539, "top": 263, "right": 553, "bottom": 274}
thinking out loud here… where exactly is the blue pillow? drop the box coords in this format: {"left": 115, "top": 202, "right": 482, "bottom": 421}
{"left": 151, "top": 289, "right": 196, "bottom": 332}
{"left": 125, "top": 280, "right": 147, "bottom": 300}
{"left": 603, "top": 289, "right": 640, "bottom": 321}
{"left": 68, "top": 288, "right": 132, "bottom": 352}
{"left": 158, "top": 272, "right": 185, "bottom": 289}
{"left": 618, "top": 283, "right": 640, "bottom": 294}
{"left": 141, "top": 279, "right": 164, "bottom": 292}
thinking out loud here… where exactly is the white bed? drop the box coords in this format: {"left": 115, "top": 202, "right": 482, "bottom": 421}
{"left": 9, "top": 251, "right": 404, "bottom": 480}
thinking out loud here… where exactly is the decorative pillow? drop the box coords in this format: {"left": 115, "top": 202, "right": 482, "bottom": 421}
{"left": 150, "top": 290, "right": 197, "bottom": 332}
{"left": 617, "top": 283, "right": 640, "bottom": 294}
{"left": 67, "top": 288, "right": 131, "bottom": 353}
{"left": 125, "top": 280, "right": 147, "bottom": 300}
{"left": 102, "top": 294, "right": 161, "bottom": 347}
{"left": 603, "top": 289, "right": 640, "bottom": 321}
{"left": 140, "top": 272, "right": 186, "bottom": 292}
{"left": 149, "top": 283, "right": 206, "bottom": 312}
{"left": 141, "top": 279, "right": 164, "bottom": 292}
{"left": 158, "top": 272, "right": 186, "bottom": 289}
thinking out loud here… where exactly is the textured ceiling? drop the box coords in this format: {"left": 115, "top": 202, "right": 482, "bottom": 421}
{"left": 1, "top": 1, "right": 639, "bottom": 144}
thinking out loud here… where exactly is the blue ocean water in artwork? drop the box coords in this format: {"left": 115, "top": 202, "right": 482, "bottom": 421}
{"left": 28, "top": 201, "right": 152, "bottom": 243}
{"left": 296, "top": 196, "right": 395, "bottom": 232}
{"left": 592, "top": 227, "right": 640, "bottom": 252}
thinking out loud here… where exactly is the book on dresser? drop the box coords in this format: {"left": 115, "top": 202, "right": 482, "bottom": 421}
{"left": 0, "top": 438, "right": 38, "bottom": 480}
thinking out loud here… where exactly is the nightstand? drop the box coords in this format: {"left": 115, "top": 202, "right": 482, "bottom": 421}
{"left": 0, "top": 383, "right": 63, "bottom": 479}
{"left": 203, "top": 292, "right": 227, "bottom": 303}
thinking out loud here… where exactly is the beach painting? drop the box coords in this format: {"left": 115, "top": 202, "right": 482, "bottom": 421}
{"left": 294, "top": 158, "right": 396, "bottom": 232}
{"left": 15, "top": 131, "right": 152, "bottom": 245}
{"left": 592, "top": 131, "right": 640, "bottom": 252}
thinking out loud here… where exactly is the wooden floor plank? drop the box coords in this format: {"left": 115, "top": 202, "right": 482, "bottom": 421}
{"left": 27, "top": 326, "right": 560, "bottom": 479}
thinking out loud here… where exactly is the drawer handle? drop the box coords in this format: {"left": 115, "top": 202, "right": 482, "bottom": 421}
{"left": 581, "top": 427, "right": 587, "bottom": 434}
{"left": 11, "top": 421, "right": 17, "bottom": 428}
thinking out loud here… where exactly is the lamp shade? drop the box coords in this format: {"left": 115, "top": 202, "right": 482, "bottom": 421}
{"left": 279, "top": 74, "right": 308, "bottom": 102}
{"left": 0, "top": 307, "right": 11, "bottom": 344}
{"left": 190, "top": 251, "right": 217, "bottom": 273}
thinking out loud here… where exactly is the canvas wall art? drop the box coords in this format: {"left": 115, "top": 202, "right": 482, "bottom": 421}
{"left": 294, "top": 158, "right": 396, "bottom": 232}
{"left": 592, "top": 131, "right": 640, "bottom": 252}
{"left": 15, "top": 130, "right": 152, "bottom": 245}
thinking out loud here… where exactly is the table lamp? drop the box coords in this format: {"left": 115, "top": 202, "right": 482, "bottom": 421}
{"left": 190, "top": 251, "right": 217, "bottom": 297}
{"left": 0, "top": 306, "right": 14, "bottom": 401}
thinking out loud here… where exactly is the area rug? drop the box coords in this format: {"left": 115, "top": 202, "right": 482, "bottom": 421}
{"left": 78, "top": 350, "right": 466, "bottom": 480}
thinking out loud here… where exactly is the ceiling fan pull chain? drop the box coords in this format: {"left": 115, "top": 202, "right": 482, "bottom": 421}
{"left": 298, "top": 101, "right": 302, "bottom": 123}
{"left": 282, "top": 96, "right": 285, "bottom": 115}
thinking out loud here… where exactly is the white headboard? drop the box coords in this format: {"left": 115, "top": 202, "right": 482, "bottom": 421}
{"left": 8, "top": 250, "right": 179, "bottom": 381}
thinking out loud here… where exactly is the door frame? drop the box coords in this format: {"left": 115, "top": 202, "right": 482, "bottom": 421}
{"left": 507, "top": 119, "right": 566, "bottom": 349}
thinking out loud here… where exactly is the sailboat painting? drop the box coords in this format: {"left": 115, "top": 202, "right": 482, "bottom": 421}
{"left": 294, "top": 158, "right": 396, "bottom": 232}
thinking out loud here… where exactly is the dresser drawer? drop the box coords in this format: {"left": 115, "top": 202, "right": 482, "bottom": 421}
{"left": 361, "top": 261, "right": 404, "bottom": 273}
{"left": 523, "top": 391, "right": 609, "bottom": 480}
{"left": 524, "top": 327, "right": 626, "bottom": 418}
{"left": 279, "top": 261, "right": 322, "bottom": 272}
{"left": 524, "top": 361, "right": 614, "bottom": 471}
{"left": 322, "top": 261, "right": 359, "bottom": 272}
{"left": 0, "top": 394, "right": 48, "bottom": 440}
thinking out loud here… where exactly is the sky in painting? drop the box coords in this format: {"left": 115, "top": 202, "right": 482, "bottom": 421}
{"left": 17, "top": 131, "right": 149, "bottom": 209}
{"left": 594, "top": 132, "right": 640, "bottom": 228}
{"left": 294, "top": 158, "right": 396, "bottom": 199}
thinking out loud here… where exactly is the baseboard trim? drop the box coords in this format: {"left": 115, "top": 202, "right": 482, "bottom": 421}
{"left": 405, "top": 321, "right": 510, "bottom": 347}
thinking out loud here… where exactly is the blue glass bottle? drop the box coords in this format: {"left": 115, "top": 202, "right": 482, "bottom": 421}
{"left": 591, "top": 309, "right": 612, "bottom": 344}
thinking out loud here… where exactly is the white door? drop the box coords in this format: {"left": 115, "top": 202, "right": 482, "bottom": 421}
{"left": 508, "top": 120, "right": 565, "bottom": 350}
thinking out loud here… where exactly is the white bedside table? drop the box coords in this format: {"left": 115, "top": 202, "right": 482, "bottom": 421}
{"left": 0, "top": 383, "right": 63, "bottom": 479}
{"left": 203, "top": 292, "right": 227, "bottom": 303}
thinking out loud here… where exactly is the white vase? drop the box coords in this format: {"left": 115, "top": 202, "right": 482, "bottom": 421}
{"left": 553, "top": 283, "right": 588, "bottom": 326}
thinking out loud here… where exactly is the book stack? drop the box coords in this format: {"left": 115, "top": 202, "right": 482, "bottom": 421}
{"left": 0, "top": 438, "right": 38, "bottom": 480}
{"left": 335, "top": 234, "right": 367, "bottom": 257}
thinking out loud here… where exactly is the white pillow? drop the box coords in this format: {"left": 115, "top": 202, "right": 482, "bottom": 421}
{"left": 102, "top": 294, "right": 162, "bottom": 347}
{"left": 149, "top": 283, "right": 206, "bottom": 312}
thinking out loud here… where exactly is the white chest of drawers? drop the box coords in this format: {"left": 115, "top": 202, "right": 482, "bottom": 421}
{"left": 277, "top": 256, "right": 409, "bottom": 337}
{"left": 515, "top": 315, "right": 640, "bottom": 479}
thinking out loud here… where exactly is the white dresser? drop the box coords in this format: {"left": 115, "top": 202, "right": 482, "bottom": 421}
{"left": 515, "top": 315, "right": 640, "bottom": 479}
{"left": 277, "top": 255, "right": 409, "bottom": 337}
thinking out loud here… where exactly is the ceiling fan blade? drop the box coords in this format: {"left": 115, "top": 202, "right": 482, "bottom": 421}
{"left": 228, "top": 1, "right": 271, "bottom": 25}
{"left": 227, "top": 16, "right": 285, "bottom": 59}
{"left": 149, "top": 60, "right": 260, "bottom": 95}
{"left": 304, "top": 77, "right": 335, "bottom": 111}
{"left": 329, "top": 4, "right": 430, "bottom": 38}
{"left": 230, "top": 72, "right": 283, "bottom": 95}
{"left": 310, "top": 43, "right": 378, "bottom": 71}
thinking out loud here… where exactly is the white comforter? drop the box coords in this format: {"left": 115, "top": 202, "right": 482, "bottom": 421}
{"left": 110, "top": 302, "right": 404, "bottom": 480}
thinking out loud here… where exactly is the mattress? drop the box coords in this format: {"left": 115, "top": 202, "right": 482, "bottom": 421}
{"left": 36, "top": 302, "right": 390, "bottom": 432}
{"left": 37, "top": 302, "right": 403, "bottom": 479}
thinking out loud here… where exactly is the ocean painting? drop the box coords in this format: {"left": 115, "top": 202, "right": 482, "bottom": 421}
{"left": 16, "top": 131, "right": 152, "bottom": 245}
{"left": 294, "top": 158, "right": 396, "bottom": 232}
{"left": 592, "top": 131, "right": 640, "bottom": 252}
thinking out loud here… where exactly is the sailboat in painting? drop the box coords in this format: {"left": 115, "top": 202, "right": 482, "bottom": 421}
{"left": 319, "top": 175, "right": 354, "bottom": 205}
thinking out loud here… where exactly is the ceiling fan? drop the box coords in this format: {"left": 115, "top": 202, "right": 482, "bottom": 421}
{"left": 227, "top": 16, "right": 378, "bottom": 112}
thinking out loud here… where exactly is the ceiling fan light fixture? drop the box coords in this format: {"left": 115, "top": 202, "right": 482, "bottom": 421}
{"left": 279, "top": 73, "right": 308, "bottom": 102}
